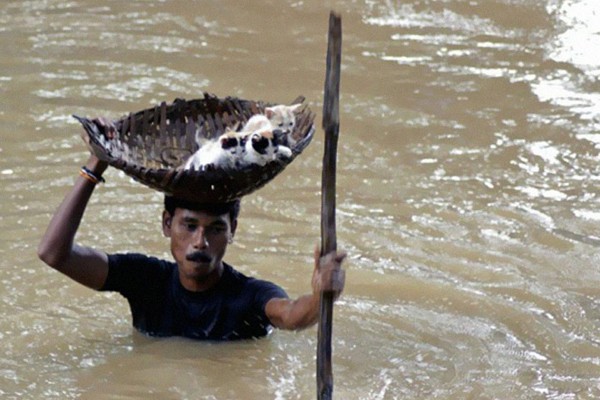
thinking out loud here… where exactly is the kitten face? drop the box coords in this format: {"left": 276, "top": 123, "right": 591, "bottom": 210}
{"left": 249, "top": 133, "right": 271, "bottom": 155}
{"left": 244, "top": 129, "right": 292, "bottom": 166}
{"left": 247, "top": 130, "right": 275, "bottom": 156}
{"left": 219, "top": 131, "right": 245, "bottom": 154}
{"left": 264, "top": 104, "right": 302, "bottom": 137}
{"left": 241, "top": 103, "right": 302, "bottom": 148}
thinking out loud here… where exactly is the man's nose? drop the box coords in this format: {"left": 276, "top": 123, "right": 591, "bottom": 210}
{"left": 193, "top": 229, "right": 208, "bottom": 249}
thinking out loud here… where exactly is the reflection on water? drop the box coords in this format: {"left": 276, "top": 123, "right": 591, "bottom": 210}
{"left": 2, "top": 0, "right": 600, "bottom": 398}
{"left": 537, "top": 0, "right": 600, "bottom": 131}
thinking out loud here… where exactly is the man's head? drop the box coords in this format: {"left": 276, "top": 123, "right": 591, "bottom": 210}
{"left": 162, "top": 196, "right": 241, "bottom": 291}
{"left": 163, "top": 196, "right": 241, "bottom": 223}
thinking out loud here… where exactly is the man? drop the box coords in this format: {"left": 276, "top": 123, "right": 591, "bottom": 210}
{"left": 37, "top": 125, "right": 346, "bottom": 340}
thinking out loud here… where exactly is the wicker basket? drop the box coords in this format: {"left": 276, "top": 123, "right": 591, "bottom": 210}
{"left": 74, "top": 92, "right": 315, "bottom": 203}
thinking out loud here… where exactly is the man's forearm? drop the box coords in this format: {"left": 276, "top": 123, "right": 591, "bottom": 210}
{"left": 267, "top": 249, "right": 346, "bottom": 331}
{"left": 37, "top": 156, "right": 106, "bottom": 268}
{"left": 266, "top": 293, "right": 321, "bottom": 331}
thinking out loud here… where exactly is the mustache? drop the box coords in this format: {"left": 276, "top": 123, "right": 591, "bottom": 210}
{"left": 185, "top": 251, "right": 213, "bottom": 263}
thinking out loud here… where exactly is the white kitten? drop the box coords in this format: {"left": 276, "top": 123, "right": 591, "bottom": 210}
{"left": 242, "top": 103, "right": 302, "bottom": 147}
{"left": 184, "top": 130, "right": 245, "bottom": 170}
{"left": 241, "top": 114, "right": 271, "bottom": 133}
{"left": 242, "top": 128, "right": 292, "bottom": 167}
{"left": 183, "top": 103, "right": 301, "bottom": 170}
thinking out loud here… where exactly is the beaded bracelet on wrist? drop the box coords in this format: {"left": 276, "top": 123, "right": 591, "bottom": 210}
{"left": 79, "top": 166, "right": 105, "bottom": 184}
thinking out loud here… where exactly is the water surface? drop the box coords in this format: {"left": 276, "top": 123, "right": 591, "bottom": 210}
{"left": 2, "top": 0, "right": 600, "bottom": 398}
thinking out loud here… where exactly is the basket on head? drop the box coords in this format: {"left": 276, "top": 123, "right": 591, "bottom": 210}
{"left": 74, "top": 92, "right": 315, "bottom": 203}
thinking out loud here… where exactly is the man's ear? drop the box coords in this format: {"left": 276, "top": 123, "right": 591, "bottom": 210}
{"left": 162, "top": 210, "right": 172, "bottom": 237}
{"left": 230, "top": 218, "right": 238, "bottom": 238}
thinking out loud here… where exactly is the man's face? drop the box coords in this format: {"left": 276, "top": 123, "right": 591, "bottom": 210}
{"left": 162, "top": 208, "right": 236, "bottom": 290}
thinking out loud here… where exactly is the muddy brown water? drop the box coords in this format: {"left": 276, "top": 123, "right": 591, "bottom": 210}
{"left": 2, "top": 1, "right": 600, "bottom": 398}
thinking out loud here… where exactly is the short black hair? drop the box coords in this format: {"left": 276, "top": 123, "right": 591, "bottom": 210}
{"left": 164, "top": 196, "right": 241, "bottom": 222}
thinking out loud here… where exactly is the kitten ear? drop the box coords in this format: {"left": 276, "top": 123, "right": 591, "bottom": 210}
{"left": 289, "top": 103, "right": 302, "bottom": 112}
{"left": 265, "top": 108, "right": 274, "bottom": 119}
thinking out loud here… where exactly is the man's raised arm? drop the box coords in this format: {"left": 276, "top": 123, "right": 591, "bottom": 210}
{"left": 37, "top": 154, "right": 110, "bottom": 290}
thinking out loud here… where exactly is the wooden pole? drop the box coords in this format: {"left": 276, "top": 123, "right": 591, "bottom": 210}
{"left": 318, "top": 11, "right": 342, "bottom": 400}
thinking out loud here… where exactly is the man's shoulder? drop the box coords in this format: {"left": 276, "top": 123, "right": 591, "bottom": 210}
{"left": 222, "top": 263, "right": 288, "bottom": 298}
{"left": 101, "top": 252, "right": 176, "bottom": 293}
{"left": 222, "top": 263, "right": 266, "bottom": 286}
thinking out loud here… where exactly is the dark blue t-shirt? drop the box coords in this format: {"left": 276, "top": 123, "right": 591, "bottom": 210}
{"left": 100, "top": 253, "right": 288, "bottom": 341}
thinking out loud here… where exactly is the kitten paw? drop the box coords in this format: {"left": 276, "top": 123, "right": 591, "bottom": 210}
{"left": 277, "top": 146, "right": 292, "bottom": 159}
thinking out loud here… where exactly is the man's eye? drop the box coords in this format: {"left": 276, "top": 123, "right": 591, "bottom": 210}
{"left": 207, "top": 226, "right": 226, "bottom": 235}
{"left": 185, "top": 224, "right": 197, "bottom": 231}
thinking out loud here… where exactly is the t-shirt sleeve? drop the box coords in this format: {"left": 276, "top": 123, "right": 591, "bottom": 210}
{"left": 251, "top": 279, "right": 289, "bottom": 316}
